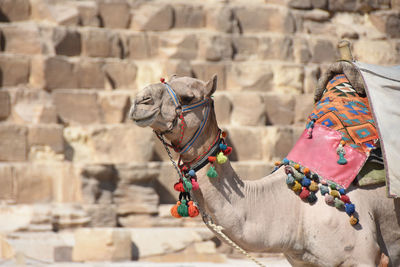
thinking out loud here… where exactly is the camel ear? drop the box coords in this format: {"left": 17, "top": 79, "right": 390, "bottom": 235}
{"left": 168, "top": 74, "right": 178, "bottom": 82}
{"left": 205, "top": 74, "right": 218, "bottom": 97}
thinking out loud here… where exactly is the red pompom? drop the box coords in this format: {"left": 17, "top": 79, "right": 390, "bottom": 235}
{"left": 340, "top": 195, "right": 350, "bottom": 203}
{"left": 174, "top": 181, "right": 184, "bottom": 192}
{"left": 160, "top": 78, "right": 165, "bottom": 83}
{"left": 188, "top": 201, "right": 199, "bottom": 217}
{"left": 191, "top": 179, "right": 199, "bottom": 191}
{"left": 299, "top": 188, "right": 310, "bottom": 199}
{"left": 181, "top": 166, "right": 188, "bottom": 172}
{"left": 223, "top": 146, "right": 233, "bottom": 156}
{"left": 208, "top": 156, "right": 216, "bottom": 163}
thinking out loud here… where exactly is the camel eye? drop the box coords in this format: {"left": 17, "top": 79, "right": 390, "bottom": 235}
{"left": 180, "top": 95, "right": 194, "bottom": 105}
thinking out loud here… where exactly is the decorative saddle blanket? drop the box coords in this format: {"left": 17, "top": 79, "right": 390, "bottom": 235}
{"left": 287, "top": 74, "right": 379, "bottom": 189}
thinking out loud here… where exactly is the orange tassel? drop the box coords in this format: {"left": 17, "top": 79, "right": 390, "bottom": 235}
{"left": 188, "top": 201, "right": 199, "bottom": 217}
{"left": 170, "top": 202, "right": 181, "bottom": 218}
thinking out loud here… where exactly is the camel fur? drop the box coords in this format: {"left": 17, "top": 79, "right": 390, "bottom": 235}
{"left": 129, "top": 74, "right": 400, "bottom": 267}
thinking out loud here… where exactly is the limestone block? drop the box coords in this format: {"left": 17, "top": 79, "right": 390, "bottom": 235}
{"left": 114, "top": 184, "right": 159, "bottom": 215}
{"left": 118, "top": 214, "right": 156, "bottom": 227}
{"left": 232, "top": 36, "right": 259, "bottom": 61}
{"left": 73, "top": 228, "right": 132, "bottom": 262}
{"left": 81, "top": 164, "right": 116, "bottom": 204}
{"left": 156, "top": 163, "right": 180, "bottom": 204}
{"left": 289, "top": 0, "right": 312, "bottom": 9}
{"left": 159, "top": 33, "right": 198, "bottom": 60}
{"left": 131, "top": 4, "right": 173, "bottom": 31}
{"left": 233, "top": 6, "right": 295, "bottom": 33}
{"left": 75, "top": 1, "right": 100, "bottom": 27}
{"left": 98, "top": 0, "right": 130, "bottom": 29}
{"left": 198, "top": 35, "right": 232, "bottom": 62}
{"left": 191, "top": 62, "right": 226, "bottom": 90}
{"left": 28, "top": 124, "right": 64, "bottom": 154}
{"left": 135, "top": 61, "right": 164, "bottom": 93}
{"left": 231, "top": 93, "right": 266, "bottom": 126}
{"left": 174, "top": 4, "right": 205, "bottom": 28}
{"left": 273, "top": 64, "right": 304, "bottom": 93}
{"left": 0, "top": 234, "right": 14, "bottom": 259}
{"left": 1, "top": 23, "right": 42, "bottom": 54}
{"left": 294, "top": 94, "right": 314, "bottom": 124}
{"left": 0, "top": 164, "right": 13, "bottom": 200}
{"left": 54, "top": 246, "right": 72, "bottom": 262}
{"left": 0, "top": 205, "right": 34, "bottom": 232}
{"left": 83, "top": 204, "right": 117, "bottom": 227}
{"left": 0, "top": 91, "right": 10, "bottom": 121}
{"left": 163, "top": 60, "right": 192, "bottom": 78}
{"left": 98, "top": 91, "right": 130, "bottom": 123}
{"left": 214, "top": 93, "right": 232, "bottom": 125}
{"left": 227, "top": 62, "right": 273, "bottom": 92}
{"left": 303, "top": 20, "right": 337, "bottom": 36}
{"left": 370, "top": 10, "right": 400, "bottom": 38}
{"left": 115, "top": 162, "right": 160, "bottom": 184}
{"left": 304, "top": 65, "right": 320, "bottom": 94}
{"left": 328, "top": 0, "right": 357, "bottom": 12}
{"left": 0, "top": 54, "right": 30, "bottom": 87}
{"left": 130, "top": 228, "right": 215, "bottom": 259}
{"left": 125, "top": 33, "right": 157, "bottom": 60}
{"left": 301, "top": 9, "right": 330, "bottom": 22}
{"left": 353, "top": 40, "right": 399, "bottom": 65}
{"left": 31, "top": 0, "right": 79, "bottom": 26}
{"left": 293, "top": 37, "right": 311, "bottom": 64}
{"left": 224, "top": 126, "right": 264, "bottom": 161}
{"left": 311, "top": 0, "right": 328, "bottom": 9}
{"left": 263, "top": 126, "right": 294, "bottom": 161}
{"left": 53, "top": 89, "right": 102, "bottom": 124}
{"left": 393, "top": 0, "right": 400, "bottom": 9}
{"left": 231, "top": 161, "right": 274, "bottom": 181}
{"left": 0, "top": 0, "right": 30, "bottom": 22}
{"left": 30, "top": 56, "right": 77, "bottom": 91}
{"left": 76, "top": 58, "right": 105, "bottom": 89}
{"left": 103, "top": 60, "right": 137, "bottom": 89}
{"left": 51, "top": 203, "right": 90, "bottom": 231}
{"left": 259, "top": 35, "right": 293, "bottom": 61}
{"left": 81, "top": 28, "right": 120, "bottom": 58}
{"left": 53, "top": 27, "right": 81, "bottom": 56}
{"left": 205, "top": 5, "right": 239, "bottom": 33}
{"left": 329, "top": 0, "right": 389, "bottom": 12}
{"left": 0, "top": 124, "right": 27, "bottom": 161}
{"left": 64, "top": 125, "right": 155, "bottom": 163}
{"left": 263, "top": 93, "right": 295, "bottom": 125}
{"left": 310, "top": 39, "right": 336, "bottom": 63}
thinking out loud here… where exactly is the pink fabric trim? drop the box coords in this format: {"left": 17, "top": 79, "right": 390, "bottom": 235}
{"left": 287, "top": 124, "right": 367, "bottom": 189}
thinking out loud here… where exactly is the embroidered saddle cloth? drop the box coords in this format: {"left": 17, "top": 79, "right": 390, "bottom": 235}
{"left": 287, "top": 73, "right": 379, "bottom": 189}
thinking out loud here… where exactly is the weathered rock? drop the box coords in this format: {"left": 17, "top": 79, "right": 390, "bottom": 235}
{"left": 81, "top": 28, "right": 121, "bottom": 58}
{"left": 98, "top": 91, "right": 130, "bottom": 123}
{"left": 174, "top": 4, "right": 205, "bottom": 28}
{"left": 1, "top": 23, "right": 43, "bottom": 54}
{"left": 289, "top": 0, "right": 312, "bottom": 9}
{"left": 32, "top": 105, "right": 58, "bottom": 124}
{"left": 103, "top": 59, "right": 138, "bottom": 89}
{"left": 213, "top": 93, "right": 232, "bottom": 125}
{"left": 263, "top": 93, "right": 295, "bottom": 125}
{"left": 310, "top": 39, "right": 336, "bottom": 63}
{"left": 98, "top": 0, "right": 130, "bottom": 29}
{"left": 302, "top": 9, "right": 330, "bottom": 22}
{"left": 0, "top": 91, "right": 10, "bottom": 120}
{"left": 227, "top": 62, "right": 273, "bottom": 91}
{"left": 75, "top": 1, "right": 100, "bottom": 27}
{"left": 0, "top": 0, "right": 30, "bottom": 22}
{"left": 311, "top": 0, "right": 328, "bottom": 9}
{"left": 0, "top": 124, "right": 27, "bottom": 161}
{"left": 205, "top": 5, "right": 239, "bottom": 33}
{"left": 51, "top": 203, "right": 90, "bottom": 231}
{"left": 259, "top": 35, "right": 293, "bottom": 61}
{"left": 53, "top": 89, "right": 102, "bottom": 125}
{"left": 31, "top": 0, "right": 79, "bottom": 26}
{"left": 304, "top": 65, "right": 320, "bottom": 94}
{"left": 224, "top": 127, "right": 264, "bottom": 161}
{"left": 131, "top": 4, "right": 173, "bottom": 31}
{"left": 294, "top": 94, "right": 314, "bottom": 124}
{"left": 191, "top": 62, "right": 226, "bottom": 90}
{"left": 54, "top": 246, "right": 72, "bottom": 262}
{"left": 163, "top": 60, "right": 192, "bottom": 78}
{"left": 28, "top": 124, "right": 64, "bottom": 154}
{"left": 0, "top": 164, "right": 14, "bottom": 200}
{"left": 198, "top": 35, "right": 233, "bottom": 62}
{"left": 76, "top": 58, "right": 105, "bottom": 89}
{"left": 370, "top": 10, "right": 400, "bottom": 38}
{"left": 0, "top": 54, "right": 30, "bottom": 87}
{"left": 114, "top": 184, "right": 159, "bottom": 215}
{"left": 115, "top": 162, "right": 160, "bottom": 184}
{"left": 0, "top": 234, "right": 14, "bottom": 259}
{"left": 135, "top": 61, "right": 164, "bottom": 92}
{"left": 232, "top": 36, "right": 259, "bottom": 61}
{"left": 83, "top": 204, "right": 117, "bottom": 227}
{"left": 263, "top": 126, "right": 294, "bottom": 160}
{"left": 53, "top": 27, "right": 81, "bottom": 56}
{"left": 293, "top": 37, "right": 311, "bottom": 63}
{"left": 393, "top": 0, "right": 400, "bottom": 9}
{"left": 353, "top": 39, "right": 399, "bottom": 65}
{"left": 231, "top": 93, "right": 266, "bottom": 126}
{"left": 125, "top": 32, "right": 157, "bottom": 60}
{"left": 328, "top": 0, "right": 357, "bottom": 12}
{"left": 273, "top": 64, "right": 304, "bottom": 93}
{"left": 159, "top": 33, "right": 198, "bottom": 60}
{"left": 73, "top": 228, "right": 132, "bottom": 262}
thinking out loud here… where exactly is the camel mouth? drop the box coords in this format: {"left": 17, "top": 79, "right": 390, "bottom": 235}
{"left": 131, "top": 110, "right": 159, "bottom": 127}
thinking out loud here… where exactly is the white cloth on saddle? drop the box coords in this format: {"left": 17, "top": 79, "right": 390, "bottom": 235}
{"left": 354, "top": 62, "right": 400, "bottom": 198}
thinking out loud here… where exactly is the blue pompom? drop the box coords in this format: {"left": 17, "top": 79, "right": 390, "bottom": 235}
{"left": 345, "top": 203, "right": 355, "bottom": 215}
{"left": 283, "top": 158, "right": 290, "bottom": 165}
{"left": 286, "top": 174, "right": 295, "bottom": 186}
{"left": 320, "top": 185, "right": 329, "bottom": 195}
{"left": 301, "top": 177, "right": 311, "bottom": 187}
{"left": 219, "top": 144, "right": 227, "bottom": 151}
{"left": 339, "top": 188, "right": 346, "bottom": 195}
{"left": 188, "top": 170, "right": 196, "bottom": 177}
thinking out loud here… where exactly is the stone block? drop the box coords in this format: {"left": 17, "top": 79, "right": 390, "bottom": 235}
{"left": 293, "top": 37, "right": 311, "bottom": 64}
{"left": 53, "top": 89, "right": 101, "bottom": 125}
{"left": 226, "top": 62, "right": 273, "bottom": 91}
{"left": 98, "top": 91, "right": 130, "bottom": 123}
{"left": 163, "top": 60, "right": 192, "bottom": 78}
{"left": 224, "top": 127, "right": 264, "bottom": 161}
{"left": 51, "top": 203, "right": 90, "bottom": 231}
{"left": 54, "top": 246, "right": 72, "bottom": 262}
{"left": 198, "top": 35, "right": 232, "bottom": 62}
{"left": 73, "top": 228, "right": 132, "bottom": 262}
{"left": 1, "top": 23, "right": 42, "bottom": 54}
{"left": 81, "top": 28, "right": 121, "bottom": 58}
{"left": 263, "top": 126, "right": 294, "bottom": 161}
{"left": 98, "top": 0, "right": 131, "bottom": 29}
{"left": 370, "top": 11, "right": 400, "bottom": 38}
{"left": 310, "top": 39, "right": 336, "bottom": 63}
{"left": 76, "top": 58, "right": 105, "bottom": 89}
{"left": 64, "top": 125, "right": 155, "bottom": 163}
{"left": 0, "top": 91, "right": 10, "bottom": 120}
{"left": 30, "top": 56, "right": 77, "bottom": 91}
{"left": 75, "top": 1, "right": 100, "bottom": 27}
{"left": 0, "top": 54, "right": 30, "bottom": 87}
{"left": 33, "top": 105, "right": 57, "bottom": 124}
{"left": 232, "top": 36, "right": 259, "bottom": 61}
{"left": 353, "top": 40, "right": 399, "bottom": 65}
{"left": 53, "top": 27, "right": 81, "bottom": 56}
{"left": 289, "top": 0, "right": 312, "bottom": 9}
{"left": 294, "top": 94, "right": 314, "bottom": 124}
{"left": 174, "top": 4, "right": 205, "bottom": 28}
{"left": 302, "top": 9, "right": 330, "bottom": 22}
{"left": 0, "top": 234, "right": 14, "bottom": 259}
{"left": 115, "top": 162, "right": 160, "bottom": 184}
{"left": 103, "top": 60, "right": 137, "bottom": 89}
{"left": 273, "top": 64, "right": 304, "bottom": 93}
{"left": 213, "top": 93, "right": 232, "bottom": 125}
{"left": 114, "top": 184, "right": 159, "bottom": 215}
{"left": 83, "top": 204, "right": 117, "bottom": 227}
{"left": 0, "top": 0, "right": 30, "bottom": 22}
{"left": 191, "top": 62, "right": 226, "bottom": 90}
{"left": 259, "top": 35, "right": 293, "bottom": 61}
{"left": 263, "top": 93, "right": 295, "bottom": 125}
{"left": 131, "top": 4, "right": 173, "bottom": 31}
{"left": 231, "top": 93, "right": 266, "bottom": 126}
{"left": 205, "top": 5, "right": 239, "bottom": 33}
{"left": 159, "top": 33, "right": 198, "bottom": 60}
{"left": 0, "top": 124, "right": 27, "bottom": 161}
{"left": 125, "top": 33, "right": 157, "bottom": 60}
{"left": 0, "top": 164, "right": 13, "bottom": 200}
{"left": 135, "top": 61, "right": 164, "bottom": 92}
{"left": 233, "top": 6, "right": 295, "bottom": 33}
{"left": 304, "top": 65, "right": 320, "bottom": 94}
{"left": 311, "top": 0, "right": 328, "bottom": 9}
{"left": 28, "top": 124, "right": 64, "bottom": 154}
{"left": 328, "top": 0, "right": 357, "bottom": 11}
{"left": 393, "top": 0, "right": 400, "bottom": 9}
{"left": 31, "top": 0, "right": 79, "bottom": 26}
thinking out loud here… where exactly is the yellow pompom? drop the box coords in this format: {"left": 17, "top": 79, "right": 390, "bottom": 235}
{"left": 309, "top": 181, "right": 319, "bottom": 192}
{"left": 294, "top": 164, "right": 300, "bottom": 170}
{"left": 292, "top": 181, "right": 302, "bottom": 192}
{"left": 274, "top": 161, "right": 281, "bottom": 166}
{"left": 340, "top": 140, "right": 346, "bottom": 145}
{"left": 217, "top": 152, "right": 227, "bottom": 164}
{"left": 330, "top": 190, "right": 340, "bottom": 198}
{"left": 349, "top": 215, "right": 359, "bottom": 225}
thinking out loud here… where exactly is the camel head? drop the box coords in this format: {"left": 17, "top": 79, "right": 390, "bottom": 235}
{"left": 129, "top": 75, "right": 218, "bottom": 151}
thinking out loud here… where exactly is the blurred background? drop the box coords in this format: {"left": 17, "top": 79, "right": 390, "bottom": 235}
{"left": 0, "top": 0, "right": 399, "bottom": 265}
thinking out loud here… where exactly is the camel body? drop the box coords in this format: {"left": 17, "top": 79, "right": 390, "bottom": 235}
{"left": 130, "top": 75, "right": 400, "bottom": 266}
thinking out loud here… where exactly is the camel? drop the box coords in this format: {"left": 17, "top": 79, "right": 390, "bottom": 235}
{"left": 129, "top": 73, "right": 400, "bottom": 266}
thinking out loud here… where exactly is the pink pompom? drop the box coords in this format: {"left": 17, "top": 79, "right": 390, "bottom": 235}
{"left": 191, "top": 179, "right": 199, "bottom": 191}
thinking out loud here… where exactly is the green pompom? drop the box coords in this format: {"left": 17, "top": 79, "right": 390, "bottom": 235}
{"left": 177, "top": 199, "right": 189, "bottom": 217}
{"left": 207, "top": 166, "right": 218, "bottom": 178}
{"left": 182, "top": 176, "right": 192, "bottom": 192}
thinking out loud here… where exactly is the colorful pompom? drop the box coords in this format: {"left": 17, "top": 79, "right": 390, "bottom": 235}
{"left": 294, "top": 164, "right": 300, "bottom": 170}
{"left": 174, "top": 181, "right": 184, "bottom": 192}
{"left": 303, "top": 168, "right": 310, "bottom": 175}
{"left": 188, "top": 170, "right": 196, "bottom": 177}
{"left": 334, "top": 198, "right": 345, "bottom": 209}
{"left": 299, "top": 188, "right": 310, "bottom": 199}
{"left": 284, "top": 166, "right": 293, "bottom": 175}
{"left": 311, "top": 174, "right": 319, "bottom": 182}
{"left": 345, "top": 203, "right": 355, "bottom": 215}
{"left": 307, "top": 192, "right": 317, "bottom": 203}
{"left": 286, "top": 174, "right": 295, "bottom": 186}
{"left": 349, "top": 215, "right": 359, "bottom": 225}
{"left": 177, "top": 200, "right": 189, "bottom": 217}
{"left": 223, "top": 147, "right": 233, "bottom": 155}
{"left": 330, "top": 184, "right": 337, "bottom": 190}
{"left": 171, "top": 202, "right": 181, "bottom": 218}
{"left": 182, "top": 177, "right": 192, "bottom": 192}
{"left": 292, "top": 181, "right": 302, "bottom": 192}
{"left": 301, "top": 177, "right": 311, "bottom": 187}
{"left": 219, "top": 143, "right": 228, "bottom": 151}
{"left": 221, "top": 131, "right": 227, "bottom": 138}
{"left": 309, "top": 181, "right": 319, "bottom": 192}
{"left": 320, "top": 185, "right": 329, "bottom": 195}
{"left": 208, "top": 156, "right": 216, "bottom": 163}
{"left": 217, "top": 152, "right": 228, "bottom": 164}
{"left": 340, "top": 195, "right": 350, "bottom": 203}
{"left": 191, "top": 179, "right": 199, "bottom": 191}
{"left": 339, "top": 188, "right": 346, "bottom": 195}
{"left": 330, "top": 190, "right": 340, "bottom": 198}
{"left": 325, "top": 194, "right": 334, "bottom": 205}
{"left": 283, "top": 158, "right": 290, "bottom": 165}
{"left": 274, "top": 161, "right": 281, "bottom": 166}
{"left": 207, "top": 166, "right": 218, "bottom": 178}
{"left": 188, "top": 201, "right": 200, "bottom": 217}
